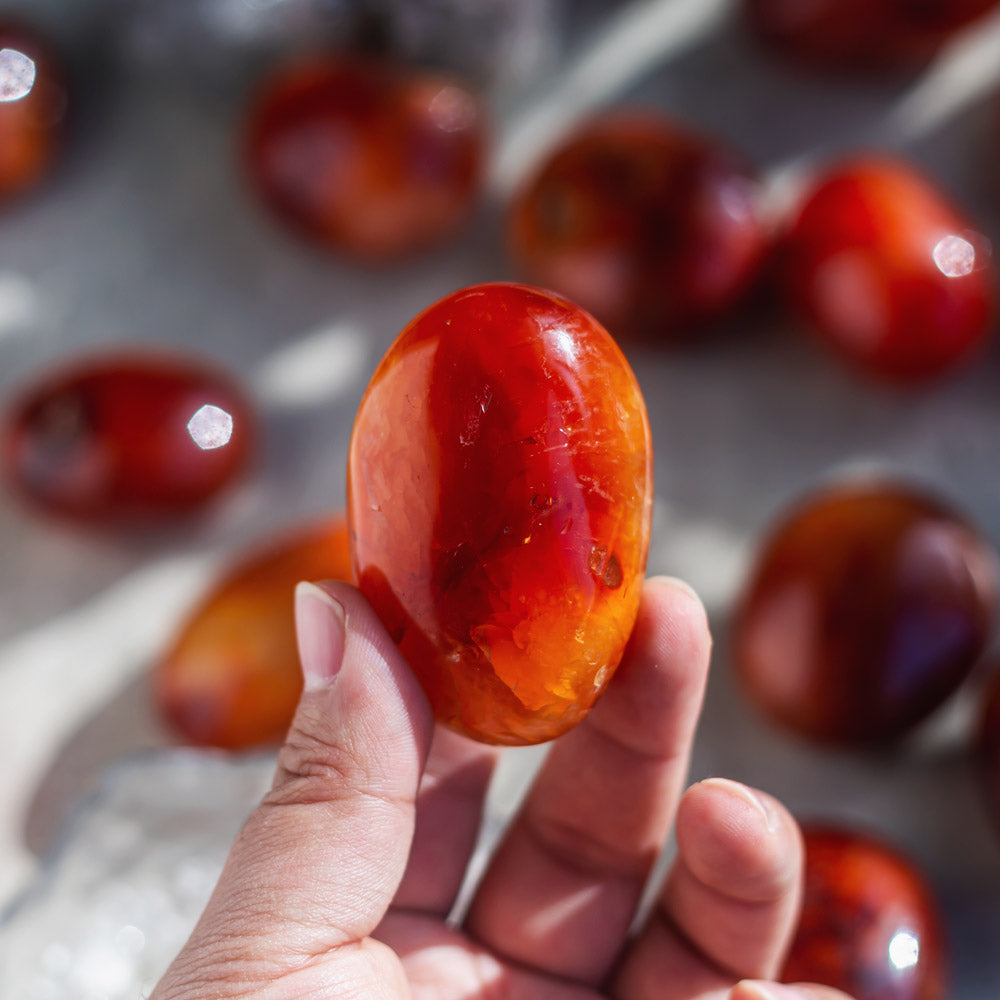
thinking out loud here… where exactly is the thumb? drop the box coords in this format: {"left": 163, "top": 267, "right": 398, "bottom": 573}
{"left": 158, "top": 581, "right": 435, "bottom": 988}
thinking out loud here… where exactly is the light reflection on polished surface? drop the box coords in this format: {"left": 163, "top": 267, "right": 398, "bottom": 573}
{"left": 427, "top": 85, "right": 479, "bottom": 133}
{"left": 186, "top": 404, "right": 234, "bottom": 451}
{"left": 889, "top": 929, "right": 921, "bottom": 972}
{"left": 0, "top": 48, "right": 35, "bottom": 103}
{"left": 932, "top": 233, "right": 977, "bottom": 278}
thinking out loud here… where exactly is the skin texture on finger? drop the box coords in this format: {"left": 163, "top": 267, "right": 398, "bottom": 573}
{"left": 464, "top": 577, "right": 712, "bottom": 986}
{"left": 612, "top": 779, "right": 804, "bottom": 1000}
{"left": 391, "top": 726, "right": 502, "bottom": 915}
{"left": 152, "top": 581, "right": 435, "bottom": 999}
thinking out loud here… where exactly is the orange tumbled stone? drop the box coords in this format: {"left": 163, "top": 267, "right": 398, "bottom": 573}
{"left": 348, "top": 282, "right": 653, "bottom": 745}
{"left": 155, "top": 516, "right": 352, "bottom": 749}
{"left": 0, "top": 21, "right": 68, "bottom": 205}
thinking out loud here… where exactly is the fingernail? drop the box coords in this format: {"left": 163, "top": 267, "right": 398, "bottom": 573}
{"left": 295, "top": 581, "right": 346, "bottom": 691}
{"left": 731, "top": 981, "right": 807, "bottom": 1000}
{"left": 701, "top": 777, "right": 778, "bottom": 833}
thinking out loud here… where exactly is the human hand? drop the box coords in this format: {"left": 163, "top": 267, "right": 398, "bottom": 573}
{"left": 152, "top": 577, "right": 854, "bottom": 1000}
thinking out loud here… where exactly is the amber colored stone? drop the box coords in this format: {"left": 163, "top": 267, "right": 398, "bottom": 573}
{"left": 733, "top": 481, "right": 997, "bottom": 746}
{"left": 155, "top": 517, "right": 352, "bottom": 749}
{"left": 783, "top": 825, "right": 948, "bottom": 1000}
{"left": 507, "top": 112, "right": 767, "bottom": 342}
{"left": 780, "top": 157, "right": 995, "bottom": 382}
{"left": 348, "top": 282, "right": 653, "bottom": 745}
{"left": 0, "top": 21, "right": 68, "bottom": 204}
{"left": 745, "top": 0, "right": 1000, "bottom": 72}
{"left": 243, "top": 54, "right": 486, "bottom": 260}
{"left": 1, "top": 352, "right": 253, "bottom": 523}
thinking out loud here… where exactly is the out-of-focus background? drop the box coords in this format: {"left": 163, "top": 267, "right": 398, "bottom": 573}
{"left": 2, "top": 0, "right": 1000, "bottom": 996}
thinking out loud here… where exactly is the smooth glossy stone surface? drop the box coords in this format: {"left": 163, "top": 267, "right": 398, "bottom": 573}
{"left": 244, "top": 54, "right": 486, "bottom": 261}
{"left": 1, "top": 352, "right": 253, "bottom": 523}
{"left": 783, "top": 825, "right": 947, "bottom": 1000}
{"left": 0, "top": 21, "right": 68, "bottom": 204}
{"left": 348, "top": 282, "right": 653, "bottom": 745}
{"left": 155, "top": 517, "right": 352, "bottom": 749}
{"left": 745, "top": 0, "right": 1000, "bottom": 72}
{"left": 508, "top": 112, "right": 767, "bottom": 342}
{"left": 781, "top": 157, "right": 995, "bottom": 382}
{"left": 733, "top": 481, "right": 997, "bottom": 746}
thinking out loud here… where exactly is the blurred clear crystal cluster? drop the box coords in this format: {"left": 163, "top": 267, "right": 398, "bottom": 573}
{"left": 0, "top": 753, "right": 273, "bottom": 1000}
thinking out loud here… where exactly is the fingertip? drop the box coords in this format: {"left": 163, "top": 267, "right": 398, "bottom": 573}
{"left": 643, "top": 574, "right": 711, "bottom": 646}
{"left": 677, "top": 778, "right": 802, "bottom": 904}
{"left": 620, "top": 574, "right": 712, "bottom": 690}
{"left": 587, "top": 575, "right": 712, "bottom": 761}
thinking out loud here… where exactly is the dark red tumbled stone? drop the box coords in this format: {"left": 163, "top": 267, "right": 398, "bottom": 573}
{"left": 507, "top": 112, "right": 768, "bottom": 343}
{"left": 244, "top": 54, "right": 487, "bottom": 261}
{"left": 2, "top": 352, "right": 254, "bottom": 523}
{"left": 733, "top": 480, "right": 997, "bottom": 746}
{"left": 783, "top": 825, "right": 948, "bottom": 1000}
{"left": 780, "top": 157, "right": 995, "bottom": 382}
{"left": 745, "top": 0, "right": 1000, "bottom": 72}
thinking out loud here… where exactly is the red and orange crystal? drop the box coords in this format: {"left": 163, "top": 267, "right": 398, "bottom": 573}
{"left": 348, "top": 282, "right": 653, "bottom": 744}
{"left": 155, "top": 516, "right": 353, "bottom": 749}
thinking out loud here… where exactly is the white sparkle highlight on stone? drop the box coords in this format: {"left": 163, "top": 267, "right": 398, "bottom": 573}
{"left": 889, "top": 930, "right": 920, "bottom": 971}
{"left": 428, "top": 86, "right": 478, "bottom": 133}
{"left": 933, "top": 234, "right": 977, "bottom": 278}
{"left": 0, "top": 48, "right": 36, "bottom": 102}
{"left": 187, "top": 404, "right": 233, "bottom": 450}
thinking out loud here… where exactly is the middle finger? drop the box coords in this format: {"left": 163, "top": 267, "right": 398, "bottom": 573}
{"left": 463, "top": 577, "right": 712, "bottom": 986}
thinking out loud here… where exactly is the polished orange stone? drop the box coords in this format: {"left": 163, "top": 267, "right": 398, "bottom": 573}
{"left": 507, "top": 112, "right": 767, "bottom": 342}
{"left": 0, "top": 21, "right": 68, "bottom": 204}
{"left": 781, "top": 157, "right": 995, "bottom": 382}
{"left": 348, "top": 282, "right": 653, "bottom": 744}
{"left": 745, "top": 0, "right": 1000, "bottom": 72}
{"left": 1, "top": 351, "right": 254, "bottom": 523}
{"left": 243, "top": 53, "right": 486, "bottom": 261}
{"left": 783, "top": 825, "right": 947, "bottom": 1000}
{"left": 155, "top": 516, "right": 353, "bottom": 749}
{"left": 733, "top": 481, "right": 997, "bottom": 746}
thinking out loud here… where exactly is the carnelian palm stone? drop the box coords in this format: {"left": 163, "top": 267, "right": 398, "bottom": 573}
{"left": 348, "top": 282, "right": 653, "bottom": 745}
